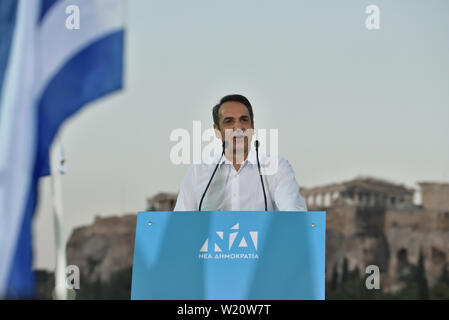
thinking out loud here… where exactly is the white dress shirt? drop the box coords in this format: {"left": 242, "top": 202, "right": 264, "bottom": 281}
{"left": 174, "top": 148, "right": 308, "bottom": 211}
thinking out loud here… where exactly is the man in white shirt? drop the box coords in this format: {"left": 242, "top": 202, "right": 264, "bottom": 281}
{"left": 174, "top": 94, "right": 307, "bottom": 212}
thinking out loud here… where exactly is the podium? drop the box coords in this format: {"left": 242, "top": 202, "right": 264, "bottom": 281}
{"left": 131, "top": 211, "right": 326, "bottom": 300}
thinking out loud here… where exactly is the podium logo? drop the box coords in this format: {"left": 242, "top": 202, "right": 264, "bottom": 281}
{"left": 198, "top": 223, "right": 259, "bottom": 260}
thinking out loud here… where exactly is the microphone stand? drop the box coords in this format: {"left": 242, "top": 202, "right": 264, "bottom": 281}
{"left": 199, "top": 142, "right": 225, "bottom": 211}
{"left": 255, "top": 140, "right": 268, "bottom": 211}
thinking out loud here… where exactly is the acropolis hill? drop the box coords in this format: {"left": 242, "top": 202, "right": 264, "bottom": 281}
{"left": 66, "top": 177, "right": 449, "bottom": 293}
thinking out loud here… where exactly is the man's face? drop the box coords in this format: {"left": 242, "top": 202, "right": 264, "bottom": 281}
{"left": 214, "top": 101, "right": 254, "bottom": 160}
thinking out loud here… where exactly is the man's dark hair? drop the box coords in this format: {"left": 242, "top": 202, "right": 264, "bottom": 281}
{"left": 212, "top": 94, "right": 254, "bottom": 128}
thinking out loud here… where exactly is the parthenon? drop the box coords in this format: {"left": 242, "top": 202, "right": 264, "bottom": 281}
{"left": 301, "top": 176, "right": 415, "bottom": 210}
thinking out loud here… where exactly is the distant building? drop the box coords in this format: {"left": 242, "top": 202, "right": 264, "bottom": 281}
{"left": 302, "top": 177, "right": 449, "bottom": 292}
{"left": 418, "top": 182, "right": 449, "bottom": 211}
{"left": 146, "top": 192, "right": 177, "bottom": 211}
{"left": 302, "top": 176, "right": 415, "bottom": 210}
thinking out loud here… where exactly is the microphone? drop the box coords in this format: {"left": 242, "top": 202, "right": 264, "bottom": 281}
{"left": 255, "top": 140, "right": 268, "bottom": 211}
{"left": 199, "top": 141, "right": 225, "bottom": 211}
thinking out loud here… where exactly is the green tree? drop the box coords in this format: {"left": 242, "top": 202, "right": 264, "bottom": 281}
{"left": 341, "top": 258, "right": 349, "bottom": 284}
{"left": 440, "top": 263, "right": 449, "bottom": 284}
{"left": 430, "top": 263, "right": 449, "bottom": 300}
{"left": 330, "top": 264, "right": 339, "bottom": 291}
{"left": 416, "top": 250, "right": 429, "bottom": 300}
{"left": 395, "top": 249, "right": 429, "bottom": 300}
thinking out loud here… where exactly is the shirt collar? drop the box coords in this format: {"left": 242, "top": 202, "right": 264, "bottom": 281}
{"left": 218, "top": 148, "right": 258, "bottom": 166}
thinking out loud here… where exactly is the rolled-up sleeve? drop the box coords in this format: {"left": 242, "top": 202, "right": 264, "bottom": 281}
{"left": 273, "top": 158, "right": 308, "bottom": 211}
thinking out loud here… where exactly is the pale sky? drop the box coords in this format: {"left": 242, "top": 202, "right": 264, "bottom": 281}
{"left": 33, "top": 0, "right": 449, "bottom": 270}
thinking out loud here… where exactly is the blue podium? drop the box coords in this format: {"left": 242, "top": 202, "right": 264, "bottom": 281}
{"left": 131, "top": 211, "right": 326, "bottom": 300}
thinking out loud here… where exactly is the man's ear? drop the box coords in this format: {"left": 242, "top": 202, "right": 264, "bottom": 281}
{"left": 214, "top": 124, "right": 222, "bottom": 140}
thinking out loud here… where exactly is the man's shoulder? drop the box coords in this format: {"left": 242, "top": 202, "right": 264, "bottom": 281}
{"left": 258, "top": 152, "right": 288, "bottom": 163}
{"left": 257, "top": 153, "right": 292, "bottom": 176}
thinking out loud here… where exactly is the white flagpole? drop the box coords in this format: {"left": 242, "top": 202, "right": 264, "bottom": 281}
{"left": 50, "top": 136, "right": 68, "bottom": 300}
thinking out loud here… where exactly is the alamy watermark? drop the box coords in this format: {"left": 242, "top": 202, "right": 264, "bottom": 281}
{"left": 365, "top": 265, "right": 380, "bottom": 290}
{"left": 65, "top": 5, "right": 80, "bottom": 30}
{"left": 65, "top": 264, "right": 80, "bottom": 290}
{"left": 169, "top": 121, "right": 280, "bottom": 175}
{"left": 52, "top": 265, "right": 80, "bottom": 300}
{"left": 365, "top": 5, "right": 380, "bottom": 30}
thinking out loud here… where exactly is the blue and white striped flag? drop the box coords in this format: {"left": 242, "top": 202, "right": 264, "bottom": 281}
{"left": 0, "top": 0, "right": 125, "bottom": 298}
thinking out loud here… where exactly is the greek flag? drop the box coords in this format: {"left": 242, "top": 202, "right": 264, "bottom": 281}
{"left": 0, "top": 0, "right": 124, "bottom": 298}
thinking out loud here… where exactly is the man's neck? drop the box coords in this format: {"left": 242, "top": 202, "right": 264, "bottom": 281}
{"left": 224, "top": 149, "right": 249, "bottom": 172}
